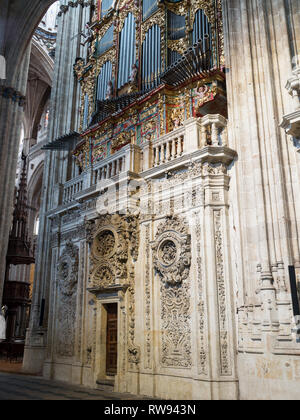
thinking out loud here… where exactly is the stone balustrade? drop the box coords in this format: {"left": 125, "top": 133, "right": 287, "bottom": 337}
{"left": 61, "top": 144, "right": 141, "bottom": 205}
{"left": 152, "top": 126, "right": 185, "bottom": 168}
{"left": 61, "top": 116, "right": 228, "bottom": 204}
{"left": 91, "top": 144, "right": 141, "bottom": 186}
{"left": 63, "top": 173, "right": 85, "bottom": 204}
{"left": 142, "top": 115, "right": 228, "bottom": 170}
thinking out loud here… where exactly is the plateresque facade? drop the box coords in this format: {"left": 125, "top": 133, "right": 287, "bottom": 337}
{"left": 15, "top": 0, "right": 300, "bottom": 400}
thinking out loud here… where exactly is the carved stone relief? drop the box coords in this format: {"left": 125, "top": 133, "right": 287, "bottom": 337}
{"left": 214, "top": 210, "right": 231, "bottom": 376}
{"left": 56, "top": 241, "right": 79, "bottom": 358}
{"left": 152, "top": 216, "right": 191, "bottom": 286}
{"left": 87, "top": 213, "right": 140, "bottom": 365}
{"left": 152, "top": 216, "right": 192, "bottom": 368}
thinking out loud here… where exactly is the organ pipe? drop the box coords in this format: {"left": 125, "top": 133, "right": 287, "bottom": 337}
{"left": 118, "top": 13, "right": 136, "bottom": 89}
{"left": 142, "top": 24, "right": 161, "bottom": 90}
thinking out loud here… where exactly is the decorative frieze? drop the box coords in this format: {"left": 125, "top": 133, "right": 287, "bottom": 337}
{"left": 144, "top": 224, "right": 152, "bottom": 369}
{"left": 195, "top": 215, "right": 208, "bottom": 375}
{"left": 214, "top": 210, "right": 231, "bottom": 376}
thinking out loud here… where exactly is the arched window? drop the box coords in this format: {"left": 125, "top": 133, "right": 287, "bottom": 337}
{"left": 118, "top": 13, "right": 136, "bottom": 89}
{"left": 97, "top": 61, "right": 113, "bottom": 101}
{"left": 142, "top": 25, "right": 161, "bottom": 90}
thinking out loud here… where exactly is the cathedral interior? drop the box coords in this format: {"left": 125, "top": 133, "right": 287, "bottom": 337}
{"left": 0, "top": 0, "right": 299, "bottom": 400}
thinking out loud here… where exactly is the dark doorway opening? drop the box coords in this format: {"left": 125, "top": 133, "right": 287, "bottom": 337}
{"left": 105, "top": 303, "right": 118, "bottom": 376}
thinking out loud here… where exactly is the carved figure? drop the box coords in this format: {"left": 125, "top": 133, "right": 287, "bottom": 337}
{"left": 130, "top": 64, "right": 138, "bottom": 84}
{"left": 106, "top": 80, "right": 113, "bottom": 100}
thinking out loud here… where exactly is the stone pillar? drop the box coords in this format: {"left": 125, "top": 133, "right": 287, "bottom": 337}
{"left": 0, "top": 45, "right": 31, "bottom": 305}
{"left": 200, "top": 147, "right": 239, "bottom": 400}
{"left": 23, "top": 1, "right": 95, "bottom": 375}
{"left": 223, "top": 0, "right": 300, "bottom": 399}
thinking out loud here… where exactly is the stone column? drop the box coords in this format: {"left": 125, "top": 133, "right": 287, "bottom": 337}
{"left": 200, "top": 148, "right": 239, "bottom": 400}
{"left": 223, "top": 0, "right": 300, "bottom": 400}
{"left": 0, "top": 45, "right": 31, "bottom": 304}
{"left": 23, "top": 1, "right": 95, "bottom": 375}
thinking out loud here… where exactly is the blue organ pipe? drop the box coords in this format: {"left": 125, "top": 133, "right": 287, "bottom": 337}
{"left": 147, "top": 26, "right": 151, "bottom": 88}
{"left": 154, "top": 26, "right": 157, "bottom": 86}
{"left": 150, "top": 27, "right": 154, "bottom": 86}
{"left": 118, "top": 32, "right": 121, "bottom": 88}
{"left": 155, "top": 25, "right": 159, "bottom": 85}
{"left": 145, "top": 32, "right": 148, "bottom": 89}
{"left": 126, "top": 14, "right": 132, "bottom": 85}
{"left": 128, "top": 13, "right": 133, "bottom": 83}
{"left": 146, "top": 30, "right": 150, "bottom": 88}
{"left": 144, "top": 32, "right": 148, "bottom": 89}
{"left": 120, "top": 20, "right": 125, "bottom": 88}
{"left": 132, "top": 15, "right": 136, "bottom": 79}
{"left": 124, "top": 15, "right": 129, "bottom": 86}
{"left": 130, "top": 13, "right": 134, "bottom": 83}
{"left": 146, "top": 28, "right": 150, "bottom": 88}
{"left": 158, "top": 26, "right": 161, "bottom": 81}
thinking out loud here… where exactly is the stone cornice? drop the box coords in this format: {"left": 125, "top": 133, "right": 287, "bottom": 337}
{"left": 58, "top": 0, "right": 94, "bottom": 17}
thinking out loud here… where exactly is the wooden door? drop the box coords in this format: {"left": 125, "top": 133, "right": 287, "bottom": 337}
{"left": 106, "top": 304, "right": 118, "bottom": 375}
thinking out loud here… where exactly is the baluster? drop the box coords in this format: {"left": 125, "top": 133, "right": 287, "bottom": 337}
{"left": 163, "top": 144, "right": 167, "bottom": 163}
{"left": 171, "top": 138, "right": 176, "bottom": 159}
{"left": 155, "top": 146, "right": 159, "bottom": 166}
{"left": 201, "top": 124, "right": 207, "bottom": 147}
{"left": 166, "top": 140, "right": 171, "bottom": 160}
{"left": 116, "top": 158, "right": 120, "bottom": 175}
{"left": 222, "top": 126, "right": 228, "bottom": 147}
{"left": 178, "top": 136, "right": 184, "bottom": 156}
{"left": 212, "top": 123, "right": 218, "bottom": 146}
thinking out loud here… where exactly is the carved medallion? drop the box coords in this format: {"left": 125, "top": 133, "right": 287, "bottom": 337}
{"left": 158, "top": 240, "right": 177, "bottom": 266}
{"left": 152, "top": 216, "right": 191, "bottom": 286}
{"left": 94, "top": 229, "right": 116, "bottom": 258}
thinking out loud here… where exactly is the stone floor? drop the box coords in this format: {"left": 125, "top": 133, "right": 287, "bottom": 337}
{"left": 0, "top": 372, "right": 149, "bottom": 400}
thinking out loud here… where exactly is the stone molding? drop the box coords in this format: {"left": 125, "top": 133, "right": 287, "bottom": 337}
{"left": 58, "top": 1, "right": 94, "bottom": 17}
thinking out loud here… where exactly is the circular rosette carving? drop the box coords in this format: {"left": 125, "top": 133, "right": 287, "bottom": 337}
{"left": 93, "top": 229, "right": 116, "bottom": 259}
{"left": 91, "top": 264, "right": 114, "bottom": 289}
{"left": 152, "top": 217, "right": 191, "bottom": 286}
{"left": 158, "top": 240, "right": 178, "bottom": 267}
